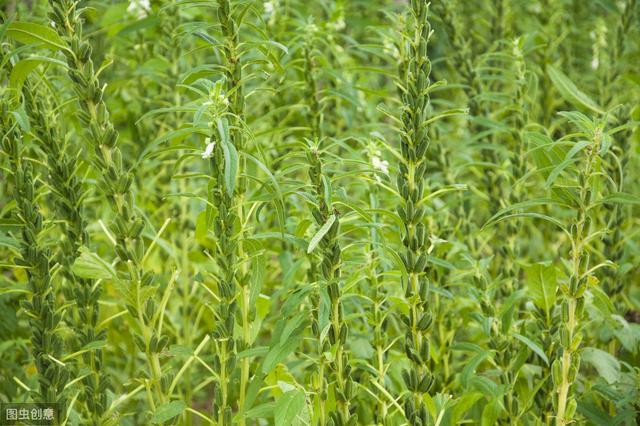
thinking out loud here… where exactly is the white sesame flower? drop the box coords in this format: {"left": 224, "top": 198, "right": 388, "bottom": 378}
{"left": 127, "top": 0, "right": 150, "bottom": 19}
{"left": 218, "top": 94, "right": 230, "bottom": 107}
{"left": 332, "top": 18, "right": 346, "bottom": 31}
{"left": 201, "top": 139, "right": 215, "bottom": 159}
{"left": 50, "top": 21, "right": 56, "bottom": 28}
{"left": 264, "top": 1, "right": 274, "bottom": 14}
{"left": 591, "top": 57, "right": 599, "bottom": 70}
{"left": 371, "top": 155, "right": 389, "bottom": 174}
{"left": 371, "top": 154, "right": 389, "bottom": 184}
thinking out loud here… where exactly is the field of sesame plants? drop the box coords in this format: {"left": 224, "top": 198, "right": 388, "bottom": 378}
{"left": 1, "top": 0, "right": 639, "bottom": 425}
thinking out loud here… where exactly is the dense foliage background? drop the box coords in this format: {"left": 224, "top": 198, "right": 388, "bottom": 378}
{"left": 1, "top": 0, "right": 639, "bottom": 425}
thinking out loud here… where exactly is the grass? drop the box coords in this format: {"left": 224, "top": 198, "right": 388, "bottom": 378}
{"left": 0, "top": 0, "right": 639, "bottom": 425}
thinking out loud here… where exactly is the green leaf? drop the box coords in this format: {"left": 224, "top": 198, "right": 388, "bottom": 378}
{"left": 195, "top": 210, "right": 210, "bottom": 243}
{"left": 581, "top": 347, "right": 621, "bottom": 384}
{"left": 485, "top": 213, "right": 569, "bottom": 238}
{"left": 10, "top": 107, "right": 30, "bottom": 132}
{"left": 139, "top": 125, "right": 209, "bottom": 161}
{"left": 470, "top": 376, "right": 501, "bottom": 399}
{"left": 547, "top": 65, "right": 603, "bottom": 114}
{"left": 71, "top": 248, "right": 116, "bottom": 280}
{"left": 262, "top": 337, "right": 301, "bottom": 374}
{"left": 483, "top": 198, "right": 569, "bottom": 231}
{"left": 461, "top": 351, "right": 491, "bottom": 388}
{"left": 151, "top": 400, "right": 186, "bottom": 424}
{"left": 237, "top": 346, "right": 269, "bottom": 360}
{"left": 557, "top": 111, "right": 595, "bottom": 135}
{"left": 9, "top": 57, "right": 67, "bottom": 94}
{"left": 168, "top": 345, "right": 193, "bottom": 357}
{"left": 590, "top": 286, "right": 614, "bottom": 314}
{"left": 0, "top": 234, "right": 20, "bottom": 250}
{"left": 266, "top": 40, "right": 289, "bottom": 55}
{"left": 6, "top": 22, "right": 67, "bottom": 51}
{"left": 81, "top": 340, "right": 107, "bottom": 351}
{"left": 274, "top": 390, "right": 305, "bottom": 426}
{"left": 524, "top": 263, "right": 557, "bottom": 315}
{"left": 218, "top": 119, "right": 238, "bottom": 197}
{"left": 481, "top": 398, "right": 503, "bottom": 426}
{"left": 544, "top": 140, "right": 591, "bottom": 188}
{"left": 596, "top": 192, "right": 640, "bottom": 206}
{"left": 577, "top": 400, "right": 615, "bottom": 425}
{"left": 244, "top": 402, "right": 274, "bottom": 419}
{"left": 307, "top": 214, "right": 336, "bottom": 254}
{"left": 512, "top": 333, "right": 549, "bottom": 365}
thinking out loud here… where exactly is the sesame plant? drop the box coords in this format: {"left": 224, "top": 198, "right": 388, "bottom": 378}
{"left": 1, "top": 0, "right": 639, "bottom": 425}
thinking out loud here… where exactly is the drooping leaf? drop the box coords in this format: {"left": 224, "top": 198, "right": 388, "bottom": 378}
{"left": 307, "top": 214, "right": 336, "bottom": 254}
{"left": 9, "top": 57, "right": 66, "bottom": 94}
{"left": 6, "top": 22, "right": 67, "bottom": 51}
{"left": 512, "top": 333, "right": 549, "bottom": 365}
{"left": 596, "top": 192, "right": 640, "bottom": 206}
{"left": 547, "top": 65, "right": 603, "bottom": 114}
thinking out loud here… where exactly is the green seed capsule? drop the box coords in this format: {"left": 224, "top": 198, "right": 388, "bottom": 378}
{"left": 562, "top": 301, "right": 570, "bottom": 322}
{"left": 560, "top": 327, "right": 571, "bottom": 348}
{"left": 417, "top": 312, "right": 432, "bottom": 331}
{"left": 223, "top": 407, "right": 232, "bottom": 426}
{"left": 339, "top": 324, "right": 348, "bottom": 344}
{"left": 551, "top": 359, "right": 562, "bottom": 386}
{"left": 571, "top": 333, "right": 582, "bottom": 352}
{"left": 419, "top": 373, "right": 432, "bottom": 393}
{"left": 566, "top": 397, "right": 577, "bottom": 418}
{"left": 568, "top": 364, "right": 578, "bottom": 382}
{"left": 134, "top": 334, "right": 146, "bottom": 352}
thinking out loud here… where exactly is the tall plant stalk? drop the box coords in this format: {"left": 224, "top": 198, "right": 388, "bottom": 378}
{"left": 48, "top": 0, "right": 168, "bottom": 410}
{"left": 1, "top": 84, "right": 69, "bottom": 417}
{"left": 366, "top": 145, "right": 390, "bottom": 424}
{"left": 303, "top": 34, "right": 328, "bottom": 425}
{"left": 23, "top": 80, "right": 109, "bottom": 424}
{"left": 303, "top": 31, "right": 355, "bottom": 423}
{"left": 305, "top": 143, "right": 354, "bottom": 425}
{"left": 207, "top": 1, "right": 252, "bottom": 423}
{"left": 395, "top": 1, "right": 435, "bottom": 423}
{"left": 553, "top": 122, "right": 605, "bottom": 426}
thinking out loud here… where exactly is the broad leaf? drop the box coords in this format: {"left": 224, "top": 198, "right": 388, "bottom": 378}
{"left": 582, "top": 347, "right": 621, "bottom": 384}
{"left": 7, "top": 22, "right": 67, "bottom": 51}
{"left": 274, "top": 390, "right": 306, "bottom": 426}
{"left": 524, "top": 263, "right": 557, "bottom": 316}
{"left": 151, "top": 400, "right": 186, "bottom": 424}
{"left": 72, "top": 248, "right": 116, "bottom": 280}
